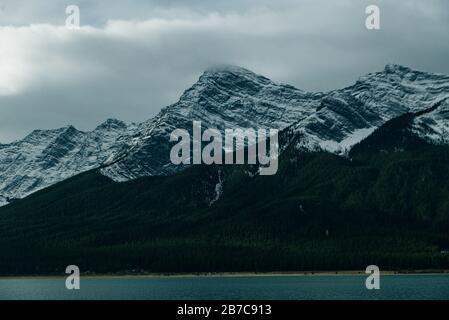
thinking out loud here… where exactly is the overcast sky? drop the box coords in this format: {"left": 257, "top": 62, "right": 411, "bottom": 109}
{"left": 0, "top": 0, "right": 448, "bottom": 142}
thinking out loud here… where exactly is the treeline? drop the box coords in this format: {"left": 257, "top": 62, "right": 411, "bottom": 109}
{"left": 1, "top": 234, "right": 448, "bottom": 275}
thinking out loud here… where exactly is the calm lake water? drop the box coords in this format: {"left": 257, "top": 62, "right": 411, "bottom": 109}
{"left": 0, "top": 275, "right": 448, "bottom": 300}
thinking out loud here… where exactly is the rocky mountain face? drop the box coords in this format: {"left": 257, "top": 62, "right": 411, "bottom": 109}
{"left": 101, "top": 65, "right": 323, "bottom": 181}
{"left": 413, "top": 99, "right": 449, "bottom": 144}
{"left": 292, "top": 64, "right": 449, "bottom": 154}
{"left": 1, "top": 64, "right": 449, "bottom": 205}
{"left": 0, "top": 119, "right": 131, "bottom": 204}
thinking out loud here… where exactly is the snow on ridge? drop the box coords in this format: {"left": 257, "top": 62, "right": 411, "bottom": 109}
{"left": 0, "top": 118, "right": 133, "bottom": 206}
{"left": 317, "top": 127, "right": 376, "bottom": 155}
{"left": 101, "top": 65, "right": 323, "bottom": 182}
{"left": 412, "top": 98, "right": 449, "bottom": 145}
{"left": 2, "top": 64, "right": 449, "bottom": 205}
{"left": 294, "top": 127, "right": 376, "bottom": 155}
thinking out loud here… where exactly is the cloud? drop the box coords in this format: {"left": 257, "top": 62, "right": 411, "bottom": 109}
{"left": 0, "top": 0, "right": 448, "bottom": 142}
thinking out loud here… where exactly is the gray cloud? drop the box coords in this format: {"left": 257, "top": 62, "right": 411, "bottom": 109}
{"left": 0, "top": 0, "right": 449, "bottom": 142}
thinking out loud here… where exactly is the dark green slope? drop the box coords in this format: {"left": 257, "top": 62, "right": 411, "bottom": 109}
{"left": 1, "top": 114, "right": 449, "bottom": 274}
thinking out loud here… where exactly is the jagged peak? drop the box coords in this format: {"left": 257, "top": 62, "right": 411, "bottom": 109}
{"left": 351, "top": 64, "right": 448, "bottom": 89}
{"left": 95, "top": 118, "right": 127, "bottom": 131}
{"left": 22, "top": 125, "right": 75, "bottom": 141}
{"left": 198, "top": 64, "right": 272, "bottom": 85}
{"left": 383, "top": 63, "right": 413, "bottom": 74}
{"left": 378, "top": 63, "right": 449, "bottom": 80}
{"left": 175, "top": 65, "right": 283, "bottom": 105}
{"left": 16, "top": 119, "right": 128, "bottom": 145}
{"left": 60, "top": 125, "right": 82, "bottom": 135}
{"left": 355, "top": 64, "right": 419, "bottom": 83}
{"left": 64, "top": 124, "right": 78, "bottom": 131}
{"left": 204, "top": 64, "right": 259, "bottom": 75}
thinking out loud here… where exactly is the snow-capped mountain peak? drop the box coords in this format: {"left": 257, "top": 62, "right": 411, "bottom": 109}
{"left": 100, "top": 65, "right": 323, "bottom": 181}
{"left": 293, "top": 64, "right": 449, "bottom": 154}
{"left": 0, "top": 120, "right": 131, "bottom": 203}
{"left": 95, "top": 118, "right": 128, "bottom": 131}
{"left": 1, "top": 64, "right": 449, "bottom": 205}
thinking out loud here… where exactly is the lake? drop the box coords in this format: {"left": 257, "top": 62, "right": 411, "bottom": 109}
{"left": 0, "top": 275, "right": 448, "bottom": 300}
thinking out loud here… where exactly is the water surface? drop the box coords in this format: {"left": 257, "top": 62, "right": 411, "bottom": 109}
{"left": 1, "top": 275, "right": 448, "bottom": 300}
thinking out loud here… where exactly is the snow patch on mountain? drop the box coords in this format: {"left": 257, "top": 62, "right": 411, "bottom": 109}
{"left": 318, "top": 127, "right": 377, "bottom": 155}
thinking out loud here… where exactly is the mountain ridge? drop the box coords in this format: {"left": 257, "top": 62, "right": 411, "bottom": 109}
{"left": 1, "top": 64, "right": 449, "bottom": 205}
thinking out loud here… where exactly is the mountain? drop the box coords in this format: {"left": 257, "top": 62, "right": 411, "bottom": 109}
{"left": 1, "top": 112, "right": 449, "bottom": 274}
{"left": 1, "top": 64, "right": 449, "bottom": 206}
{"left": 293, "top": 64, "right": 449, "bottom": 154}
{"left": 100, "top": 64, "right": 449, "bottom": 180}
{"left": 1, "top": 64, "right": 449, "bottom": 274}
{"left": 0, "top": 66, "right": 324, "bottom": 204}
{"left": 100, "top": 65, "right": 323, "bottom": 181}
{"left": 0, "top": 195, "right": 7, "bottom": 207}
{"left": 413, "top": 99, "right": 449, "bottom": 144}
{"left": 0, "top": 119, "right": 132, "bottom": 203}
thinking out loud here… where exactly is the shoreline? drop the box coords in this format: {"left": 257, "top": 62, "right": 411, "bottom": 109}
{"left": 2, "top": 270, "right": 449, "bottom": 280}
